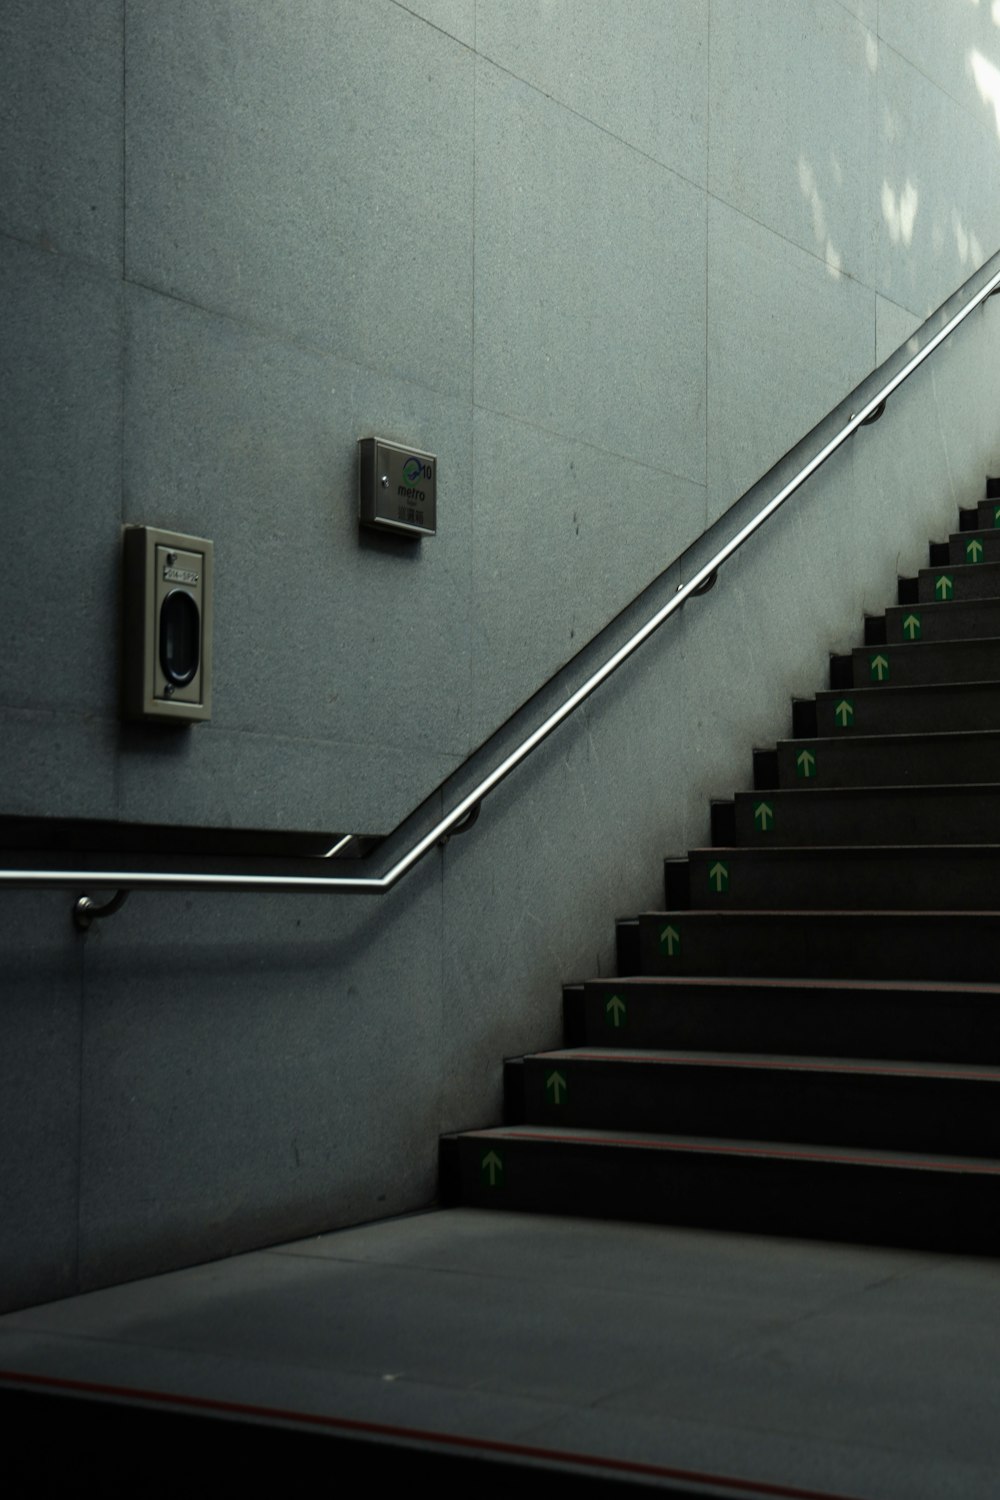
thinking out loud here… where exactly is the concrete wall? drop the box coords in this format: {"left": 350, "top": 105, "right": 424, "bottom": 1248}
{"left": 3, "top": 1, "right": 1000, "bottom": 1309}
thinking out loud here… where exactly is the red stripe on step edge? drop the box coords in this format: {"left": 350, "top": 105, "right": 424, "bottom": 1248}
{"left": 0, "top": 1368, "right": 866, "bottom": 1500}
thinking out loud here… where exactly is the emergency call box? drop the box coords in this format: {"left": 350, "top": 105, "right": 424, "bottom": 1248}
{"left": 122, "top": 526, "right": 214, "bottom": 723}
{"left": 359, "top": 437, "right": 437, "bottom": 538}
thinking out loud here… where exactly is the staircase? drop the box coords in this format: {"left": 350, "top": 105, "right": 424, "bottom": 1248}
{"left": 441, "top": 480, "right": 1000, "bottom": 1254}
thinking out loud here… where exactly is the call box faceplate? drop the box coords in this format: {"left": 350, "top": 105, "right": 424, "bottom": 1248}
{"left": 122, "top": 526, "right": 214, "bottom": 723}
{"left": 359, "top": 437, "right": 437, "bottom": 538}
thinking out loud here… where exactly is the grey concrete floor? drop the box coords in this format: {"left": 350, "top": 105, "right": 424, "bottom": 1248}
{"left": 1, "top": 1209, "right": 999, "bottom": 1498}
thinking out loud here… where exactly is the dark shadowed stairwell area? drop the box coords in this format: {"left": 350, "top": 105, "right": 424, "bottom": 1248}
{"left": 9, "top": 4, "right": 1000, "bottom": 1495}
{"left": 8, "top": 318, "right": 1000, "bottom": 1499}
{"left": 444, "top": 477, "right": 1000, "bottom": 1257}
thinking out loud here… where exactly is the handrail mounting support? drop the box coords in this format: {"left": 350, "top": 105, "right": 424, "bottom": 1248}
{"left": 74, "top": 890, "right": 130, "bottom": 932}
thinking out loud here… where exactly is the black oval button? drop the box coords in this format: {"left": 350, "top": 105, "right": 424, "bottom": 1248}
{"left": 159, "top": 589, "right": 200, "bottom": 687}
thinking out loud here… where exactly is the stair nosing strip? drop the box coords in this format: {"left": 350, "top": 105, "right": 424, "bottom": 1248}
{"left": 462, "top": 1128, "right": 1000, "bottom": 1174}
{"left": 529, "top": 1051, "right": 1000, "bottom": 1081}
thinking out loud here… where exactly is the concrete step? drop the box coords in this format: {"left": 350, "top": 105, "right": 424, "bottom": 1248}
{"left": 769, "top": 729, "right": 1000, "bottom": 789}
{"left": 726, "top": 784, "right": 1000, "bottom": 846}
{"left": 510, "top": 1048, "right": 1000, "bottom": 1159}
{"left": 975, "top": 497, "right": 1000, "bottom": 530}
{"left": 849, "top": 637, "right": 1000, "bottom": 686}
{"left": 814, "top": 680, "right": 1000, "bottom": 735}
{"left": 948, "top": 530, "right": 1000, "bottom": 567}
{"left": 440, "top": 1126, "right": 1000, "bottom": 1253}
{"left": 915, "top": 562, "right": 1000, "bottom": 603}
{"left": 562, "top": 976, "right": 1000, "bottom": 1063}
{"left": 883, "top": 598, "right": 1000, "bottom": 643}
{"left": 677, "top": 844, "right": 1000, "bottom": 910}
{"left": 635, "top": 909, "right": 1000, "bottom": 982}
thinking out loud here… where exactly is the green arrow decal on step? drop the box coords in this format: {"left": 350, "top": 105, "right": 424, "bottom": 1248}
{"left": 660, "top": 924, "right": 680, "bottom": 957}
{"left": 709, "top": 861, "right": 729, "bottom": 894}
{"left": 481, "top": 1150, "right": 504, "bottom": 1188}
{"left": 546, "top": 1070, "right": 567, "bottom": 1105}
{"left": 935, "top": 574, "right": 953, "bottom": 600}
{"left": 870, "top": 654, "right": 890, "bottom": 682}
{"left": 994, "top": 506, "right": 1000, "bottom": 529}
{"left": 834, "top": 699, "right": 854, "bottom": 728}
{"left": 754, "top": 801, "right": 774, "bottom": 832}
{"left": 796, "top": 748, "right": 817, "bottom": 779}
{"left": 605, "top": 993, "right": 627, "bottom": 1028}
{"left": 902, "top": 613, "right": 921, "bottom": 641}
{"left": 967, "top": 537, "right": 984, "bottom": 563}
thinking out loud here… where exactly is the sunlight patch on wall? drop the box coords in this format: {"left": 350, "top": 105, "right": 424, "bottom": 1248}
{"left": 952, "top": 207, "right": 985, "bottom": 266}
{"left": 798, "top": 157, "right": 827, "bottom": 242}
{"left": 881, "top": 178, "right": 919, "bottom": 246}
{"left": 798, "top": 155, "right": 843, "bottom": 280}
{"left": 969, "top": 49, "right": 1000, "bottom": 135}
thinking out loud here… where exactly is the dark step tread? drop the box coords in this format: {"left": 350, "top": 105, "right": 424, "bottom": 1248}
{"left": 770, "top": 729, "right": 1000, "bottom": 790}
{"left": 886, "top": 598, "right": 1000, "bottom": 613}
{"left": 737, "top": 782, "right": 1000, "bottom": 803}
{"left": 578, "top": 974, "right": 1000, "bottom": 994}
{"left": 530, "top": 1047, "right": 1000, "bottom": 1082}
{"left": 563, "top": 976, "right": 1000, "bottom": 1060}
{"left": 444, "top": 1127, "right": 1000, "bottom": 1247}
{"left": 731, "top": 784, "right": 1000, "bottom": 845}
{"left": 635, "top": 909, "right": 1000, "bottom": 982}
{"left": 948, "top": 531, "right": 1000, "bottom": 562}
{"left": 918, "top": 561, "right": 1000, "bottom": 576}
{"left": 813, "top": 681, "right": 1000, "bottom": 733}
{"left": 849, "top": 637, "right": 1000, "bottom": 685}
{"left": 777, "top": 727, "right": 1000, "bottom": 750}
{"left": 681, "top": 845, "right": 1000, "bottom": 908}
{"left": 456, "top": 1125, "right": 1000, "bottom": 1176}
{"left": 883, "top": 598, "right": 1000, "bottom": 641}
{"left": 644, "top": 906, "right": 1000, "bottom": 916}
{"left": 816, "top": 679, "right": 1000, "bottom": 700}
{"left": 950, "top": 529, "right": 999, "bottom": 544}
{"left": 689, "top": 841, "right": 1000, "bottom": 854}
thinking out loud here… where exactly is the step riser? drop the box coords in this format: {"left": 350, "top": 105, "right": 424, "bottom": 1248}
{"left": 885, "top": 601, "right": 1000, "bottom": 643}
{"left": 566, "top": 984, "right": 1000, "bottom": 1063}
{"left": 733, "top": 790, "right": 1000, "bottom": 846}
{"left": 518, "top": 1057, "right": 1000, "bottom": 1158}
{"left": 950, "top": 533, "right": 1000, "bottom": 566}
{"left": 443, "top": 1136, "right": 1000, "bottom": 1254}
{"left": 637, "top": 912, "right": 1000, "bottom": 982}
{"left": 683, "top": 850, "right": 1000, "bottom": 910}
{"left": 918, "top": 566, "right": 1000, "bottom": 603}
{"left": 775, "top": 734, "right": 1000, "bottom": 788}
{"left": 815, "top": 684, "right": 1000, "bottom": 736}
{"left": 851, "top": 640, "right": 1000, "bottom": 685}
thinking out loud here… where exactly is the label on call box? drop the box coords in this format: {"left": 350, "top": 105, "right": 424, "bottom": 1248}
{"left": 359, "top": 437, "right": 437, "bottom": 538}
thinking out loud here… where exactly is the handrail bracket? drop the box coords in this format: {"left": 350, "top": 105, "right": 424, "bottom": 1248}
{"left": 73, "top": 890, "right": 130, "bottom": 932}
{"left": 438, "top": 801, "right": 482, "bottom": 848}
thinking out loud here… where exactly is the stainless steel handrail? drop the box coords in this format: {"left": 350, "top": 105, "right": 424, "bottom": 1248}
{"left": 7, "top": 264, "right": 1000, "bottom": 901}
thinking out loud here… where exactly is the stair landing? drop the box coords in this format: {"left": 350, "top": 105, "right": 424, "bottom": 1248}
{"left": 2, "top": 1208, "right": 999, "bottom": 1499}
